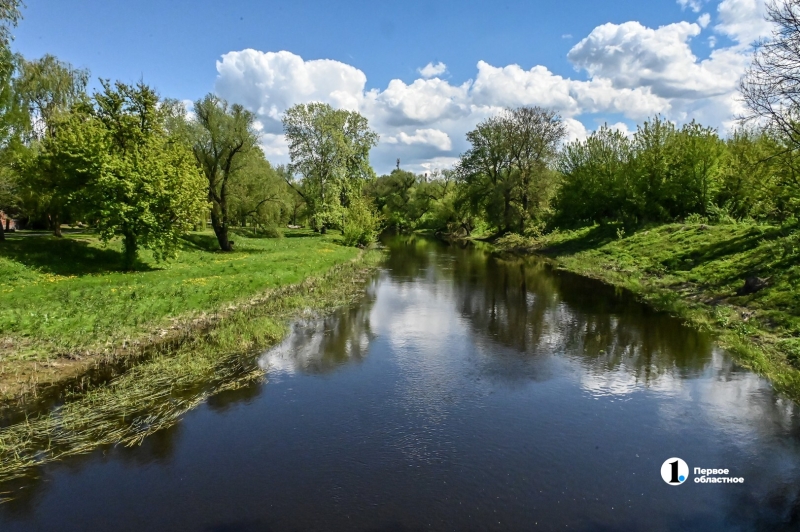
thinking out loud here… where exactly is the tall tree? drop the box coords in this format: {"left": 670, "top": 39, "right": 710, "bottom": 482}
{"left": 741, "top": 0, "right": 800, "bottom": 148}
{"left": 13, "top": 55, "right": 90, "bottom": 235}
{"left": 190, "top": 94, "right": 258, "bottom": 251}
{"left": 89, "top": 81, "right": 207, "bottom": 269}
{"left": 282, "top": 102, "right": 378, "bottom": 233}
{"left": 15, "top": 54, "right": 90, "bottom": 142}
{"left": 0, "top": 0, "right": 22, "bottom": 242}
{"left": 458, "top": 106, "right": 565, "bottom": 233}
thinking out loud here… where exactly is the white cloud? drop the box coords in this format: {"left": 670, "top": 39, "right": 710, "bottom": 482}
{"left": 715, "top": 0, "right": 771, "bottom": 46}
{"left": 212, "top": 1, "right": 776, "bottom": 174}
{"left": 678, "top": 0, "right": 706, "bottom": 12}
{"left": 386, "top": 128, "right": 453, "bottom": 151}
{"left": 562, "top": 34, "right": 573, "bottom": 39}
{"left": 418, "top": 61, "right": 447, "bottom": 78}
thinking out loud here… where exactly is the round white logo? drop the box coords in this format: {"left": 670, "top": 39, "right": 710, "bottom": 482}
{"left": 661, "top": 457, "right": 689, "bottom": 485}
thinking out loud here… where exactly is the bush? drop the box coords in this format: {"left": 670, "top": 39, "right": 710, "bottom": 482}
{"left": 342, "top": 196, "right": 381, "bottom": 247}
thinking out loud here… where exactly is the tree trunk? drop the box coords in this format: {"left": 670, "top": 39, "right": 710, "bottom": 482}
{"left": 123, "top": 232, "right": 138, "bottom": 271}
{"left": 210, "top": 208, "right": 233, "bottom": 251}
{"left": 503, "top": 192, "right": 511, "bottom": 234}
{"left": 52, "top": 213, "right": 62, "bottom": 237}
{"left": 0, "top": 219, "right": 5, "bottom": 242}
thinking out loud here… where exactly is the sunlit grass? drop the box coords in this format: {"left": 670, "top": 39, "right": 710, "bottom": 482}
{"left": 0, "top": 229, "right": 359, "bottom": 363}
{"left": 0, "top": 249, "right": 383, "bottom": 488}
{"left": 515, "top": 221, "right": 800, "bottom": 398}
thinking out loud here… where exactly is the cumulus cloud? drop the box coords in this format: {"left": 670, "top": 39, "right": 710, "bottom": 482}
{"left": 212, "top": 1, "right": 774, "bottom": 174}
{"left": 418, "top": 61, "right": 447, "bottom": 78}
{"left": 678, "top": 0, "right": 706, "bottom": 12}
{"left": 715, "top": 0, "right": 772, "bottom": 46}
{"left": 385, "top": 129, "right": 453, "bottom": 151}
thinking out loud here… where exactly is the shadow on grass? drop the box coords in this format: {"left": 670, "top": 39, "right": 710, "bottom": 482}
{"left": 543, "top": 224, "right": 619, "bottom": 256}
{"left": 282, "top": 229, "right": 324, "bottom": 239}
{"left": 0, "top": 236, "right": 153, "bottom": 275}
{"left": 179, "top": 233, "right": 223, "bottom": 252}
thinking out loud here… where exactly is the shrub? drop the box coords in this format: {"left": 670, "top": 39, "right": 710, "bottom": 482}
{"left": 342, "top": 196, "right": 381, "bottom": 247}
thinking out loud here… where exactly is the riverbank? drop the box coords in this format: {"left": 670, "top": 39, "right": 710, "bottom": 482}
{"left": 0, "top": 229, "right": 373, "bottom": 401}
{"left": 493, "top": 222, "right": 800, "bottom": 398}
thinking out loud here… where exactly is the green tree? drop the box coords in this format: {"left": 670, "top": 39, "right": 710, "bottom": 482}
{"left": 190, "top": 94, "right": 258, "bottom": 251}
{"left": 228, "top": 147, "right": 292, "bottom": 234}
{"left": 14, "top": 54, "right": 90, "bottom": 142}
{"left": 458, "top": 106, "right": 565, "bottom": 234}
{"left": 282, "top": 102, "right": 378, "bottom": 233}
{"left": 89, "top": 81, "right": 207, "bottom": 269}
{"left": 554, "top": 125, "right": 634, "bottom": 227}
{"left": 12, "top": 55, "right": 91, "bottom": 235}
{"left": 0, "top": 1, "right": 24, "bottom": 242}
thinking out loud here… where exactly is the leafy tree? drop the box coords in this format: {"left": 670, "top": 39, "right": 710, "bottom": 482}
{"left": 282, "top": 102, "right": 378, "bottom": 233}
{"left": 190, "top": 94, "right": 258, "bottom": 251}
{"left": 89, "top": 81, "right": 207, "bottom": 269}
{"left": 554, "top": 125, "right": 634, "bottom": 227}
{"left": 228, "top": 147, "right": 292, "bottom": 234}
{"left": 11, "top": 55, "right": 91, "bottom": 235}
{"left": 458, "top": 106, "right": 565, "bottom": 234}
{"left": 14, "top": 54, "right": 90, "bottom": 142}
{"left": 666, "top": 121, "right": 724, "bottom": 218}
{"left": 0, "top": 0, "right": 23, "bottom": 241}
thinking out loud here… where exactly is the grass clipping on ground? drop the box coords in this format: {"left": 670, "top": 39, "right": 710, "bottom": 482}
{"left": 496, "top": 222, "right": 800, "bottom": 399}
{"left": 0, "top": 249, "right": 382, "bottom": 489}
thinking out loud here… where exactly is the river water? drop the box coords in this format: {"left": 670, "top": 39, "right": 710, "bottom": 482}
{"left": 2, "top": 236, "right": 800, "bottom": 531}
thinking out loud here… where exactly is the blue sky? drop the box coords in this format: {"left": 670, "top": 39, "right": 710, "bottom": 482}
{"left": 12, "top": 0, "right": 773, "bottom": 173}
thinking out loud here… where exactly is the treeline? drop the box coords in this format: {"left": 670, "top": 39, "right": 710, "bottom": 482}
{"left": 0, "top": 3, "right": 383, "bottom": 267}
{"left": 368, "top": 113, "right": 800, "bottom": 239}
{"left": 368, "top": 0, "right": 800, "bottom": 238}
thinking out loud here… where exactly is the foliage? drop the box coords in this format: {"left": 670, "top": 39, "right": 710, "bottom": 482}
{"left": 342, "top": 195, "right": 381, "bottom": 247}
{"left": 13, "top": 54, "right": 89, "bottom": 142}
{"left": 282, "top": 102, "right": 378, "bottom": 232}
{"left": 86, "top": 81, "right": 207, "bottom": 269}
{"left": 458, "top": 106, "right": 566, "bottom": 234}
{"left": 190, "top": 94, "right": 259, "bottom": 251}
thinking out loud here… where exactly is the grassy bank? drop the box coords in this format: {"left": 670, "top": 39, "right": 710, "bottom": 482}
{"left": 0, "top": 248, "right": 382, "bottom": 490}
{"left": 495, "top": 222, "right": 800, "bottom": 398}
{"left": 0, "top": 229, "right": 362, "bottom": 399}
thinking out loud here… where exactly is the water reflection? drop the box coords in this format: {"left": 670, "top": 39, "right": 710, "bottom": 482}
{"left": 383, "top": 236, "right": 715, "bottom": 394}
{"left": 2, "top": 236, "right": 800, "bottom": 531}
{"left": 259, "top": 282, "right": 377, "bottom": 376}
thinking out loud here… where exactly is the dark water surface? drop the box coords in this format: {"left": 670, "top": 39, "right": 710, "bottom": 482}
{"left": 2, "top": 236, "right": 800, "bottom": 531}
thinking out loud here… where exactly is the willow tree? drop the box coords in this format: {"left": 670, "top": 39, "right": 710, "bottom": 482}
{"left": 282, "top": 102, "right": 378, "bottom": 233}
{"left": 190, "top": 94, "right": 258, "bottom": 251}
{"left": 0, "top": 0, "right": 23, "bottom": 242}
{"left": 13, "top": 55, "right": 90, "bottom": 235}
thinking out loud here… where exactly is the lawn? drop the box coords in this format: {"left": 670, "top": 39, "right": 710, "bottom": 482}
{"left": 0, "top": 228, "right": 360, "bottom": 363}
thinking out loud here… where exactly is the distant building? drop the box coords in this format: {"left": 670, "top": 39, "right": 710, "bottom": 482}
{"left": 0, "top": 211, "right": 18, "bottom": 231}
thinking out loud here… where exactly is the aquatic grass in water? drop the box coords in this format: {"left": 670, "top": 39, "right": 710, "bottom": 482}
{"left": 0, "top": 250, "right": 383, "bottom": 488}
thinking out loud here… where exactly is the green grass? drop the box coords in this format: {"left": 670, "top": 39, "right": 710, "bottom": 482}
{"left": 495, "top": 221, "right": 800, "bottom": 398}
{"left": 0, "top": 228, "right": 359, "bottom": 363}
{"left": 0, "top": 250, "right": 383, "bottom": 491}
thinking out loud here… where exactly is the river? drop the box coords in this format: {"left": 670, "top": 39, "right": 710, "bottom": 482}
{"left": 2, "top": 236, "right": 800, "bottom": 531}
